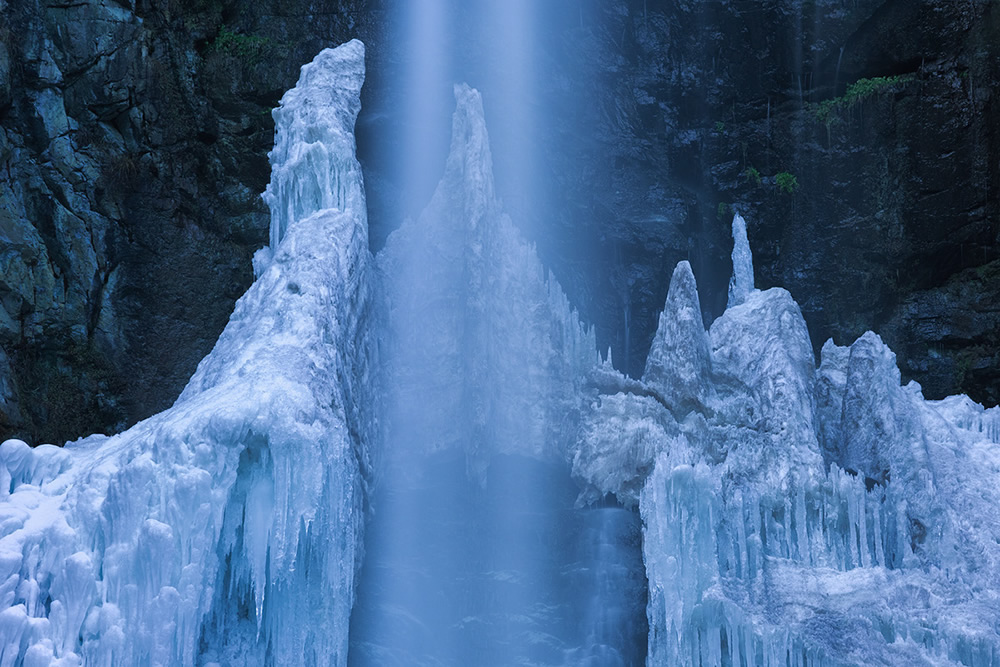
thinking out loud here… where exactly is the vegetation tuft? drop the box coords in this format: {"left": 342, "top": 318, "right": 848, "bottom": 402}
{"left": 209, "top": 27, "right": 275, "bottom": 66}
{"left": 811, "top": 74, "right": 915, "bottom": 126}
{"left": 775, "top": 171, "right": 798, "bottom": 195}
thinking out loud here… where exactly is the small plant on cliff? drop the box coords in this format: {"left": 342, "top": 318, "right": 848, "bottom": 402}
{"left": 717, "top": 202, "right": 731, "bottom": 220}
{"left": 811, "top": 74, "right": 915, "bottom": 125}
{"left": 210, "top": 27, "right": 274, "bottom": 66}
{"left": 954, "top": 354, "right": 974, "bottom": 387}
{"left": 106, "top": 152, "right": 139, "bottom": 189}
{"left": 842, "top": 74, "right": 914, "bottom": 103}
{"left": 775, "top": 171, "right": 798, "bottom": 195}
{"left": 743, "top": 166, "right": 761, "bottom": 186}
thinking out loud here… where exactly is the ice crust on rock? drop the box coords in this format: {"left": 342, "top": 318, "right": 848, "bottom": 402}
{"left": 573, "top": 212, "right": 1000, "bottom": 666}
{"left": 0, "top": 40, "right": 375, "bottom": 666}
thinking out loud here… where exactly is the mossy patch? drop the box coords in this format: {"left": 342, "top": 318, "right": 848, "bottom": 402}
{"left": 811, "top": 74, "right": 916, "bottom": 126}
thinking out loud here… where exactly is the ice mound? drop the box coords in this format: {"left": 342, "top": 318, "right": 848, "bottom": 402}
{"left": 573, "top": 213, "right": 1000, "bottom": 666}
{"left": 0, "top": 40, "right": 376, "bottom": 665}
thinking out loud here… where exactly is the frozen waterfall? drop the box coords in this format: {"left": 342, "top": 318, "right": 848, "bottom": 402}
{"left": 348, "top": 83, "right": 643, "bottom": 667}
{"left": 574, "top": 215, "right": 1000, "bottom": 666}
{"left": 1, "top": 38, "right": 999, "bottom": 667}
{"left": 0, "top": 41, "right": 376, "bottom": 665}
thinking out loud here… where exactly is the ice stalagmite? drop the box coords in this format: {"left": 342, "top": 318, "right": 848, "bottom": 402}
{"left": 727, "top": 212, "right": 754, "bottom": 308}
{"left": 0, "top": 40, "right": 376, "bottom": 666}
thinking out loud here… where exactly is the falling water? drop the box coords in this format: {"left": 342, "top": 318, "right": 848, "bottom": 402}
{"left": 347, "top": 3, "right": 647, "bottom": 665}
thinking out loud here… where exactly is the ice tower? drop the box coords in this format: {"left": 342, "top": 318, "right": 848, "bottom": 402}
{"left": 0, "top": 40, "right": 376, "bottom": 665}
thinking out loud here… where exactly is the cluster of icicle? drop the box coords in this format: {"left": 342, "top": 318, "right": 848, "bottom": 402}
{"left": 574, "top": 214, "right": 1000, "bottom": 666}
{"left": 0, "top": 40, "right": 377, "bottom": 666}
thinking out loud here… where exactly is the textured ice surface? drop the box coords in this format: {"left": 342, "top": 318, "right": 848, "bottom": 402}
{"left": 573, "top": 213, "right": 1000, "bottom": 666}
{"left": 377, "top": 82, "right": 597, "bottom": 478}
{"left": 0, "top": 40, "right": 376, "bottom": 665}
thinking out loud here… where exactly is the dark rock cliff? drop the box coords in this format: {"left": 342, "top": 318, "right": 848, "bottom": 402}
{"left": 0, "top": 0, "right": 382, "bottom": 441}
{"left": 1, "top": 0, "right": 997, "bottom": 443}
{"left": 532, "top": 0, "right": 999, "bottom": 406}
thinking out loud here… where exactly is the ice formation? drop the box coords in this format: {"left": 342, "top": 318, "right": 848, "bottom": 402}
{"left": 574, "top": 215, "right": 1000, "bottom": 666}
{"left": 1, "top": 35, "right": 999, "bottom": 667}
{"left": 727, "top": 212, "right": 755, "bottom": 309}
{"left": 350, "top": 83, "right": 611, "bottom": 666}
{"left": 377, "top": 83, "right": 597, "bottom": 475}
{"left": 0, "top": 40, "right": 376, "bottom": 665}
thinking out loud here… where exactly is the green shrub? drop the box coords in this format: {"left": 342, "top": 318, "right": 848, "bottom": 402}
{"left": 775, "top": 171, "right": 798, "bottom": 195}
{"left": 743, "top": 166, "right": 761, "bottom": 186}
{"left": 717, "top": 202, "right": 730, "bottom": 220}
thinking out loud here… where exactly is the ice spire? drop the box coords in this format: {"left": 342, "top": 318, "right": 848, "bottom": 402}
{"left": 643, "top": 260, "right": 711, "bottom": 412}
{"left": 262, "top": 40, "right": 366, "bottom": 250}
{"left": 727, "top": 212, "right": 754, "bottom": 308}
{"left": 428, "top": 83, "right": 499, "bottom": 227}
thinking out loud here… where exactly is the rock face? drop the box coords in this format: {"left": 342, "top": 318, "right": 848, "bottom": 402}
{"left": 530, "top": 0, "right": 1000, "bottom": 403}
{"left": 1, "top": 0, "right": 998, "bottom": 442}
{"left": 0, "top": 0, "right": 376, "bottom": 442}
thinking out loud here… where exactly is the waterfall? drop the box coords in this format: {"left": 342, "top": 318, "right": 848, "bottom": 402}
{"left": 1, "top": 35, "right": 999, "bottom": 667}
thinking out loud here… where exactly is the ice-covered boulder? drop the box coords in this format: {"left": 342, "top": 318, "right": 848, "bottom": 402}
{"left": 572, "top": 393, "right": 683, "bottom": 507}
{"left": 709, "top": 286, "right": 823, "bottom": 480}
{"left": 840, "top": 332, "right": 906, "bottom": 483}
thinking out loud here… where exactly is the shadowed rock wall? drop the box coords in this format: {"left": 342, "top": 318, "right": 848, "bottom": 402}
{"left": 0, "top": 0, "right": 383, "bottom": 441}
